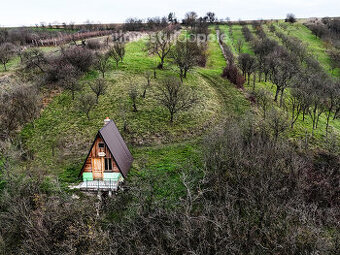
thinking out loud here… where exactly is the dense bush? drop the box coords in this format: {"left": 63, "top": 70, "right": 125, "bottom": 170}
{"left": 0, "top": 114, "right": 339, "bottom": 254}
{"left": 222, "top": 64, "right": 245, "bottom": 88}
{"left": 60, "top": 46, "right": 94, "bottom": 72}
{"left": 241, "top": 25, "right": 254, "bottom": 41}
{"left": 285, "top": 13, "right": 297, "bottom": 23}
{"left": 0, "top": 83, "right": 41, "bottom": 139}
{"left": 85, "top": 38, "right": 103, "bottom": 50}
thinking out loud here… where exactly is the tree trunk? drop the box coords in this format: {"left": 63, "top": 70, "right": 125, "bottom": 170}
{"left": 279, "top": 88, "right": 285, "bottom": 107}
{"left": 274, "top": 87, "right": 280, "bottom": 102}
{"left": 170, "top": 112, "right": 174, "bottom": 123}
{"left": 133, "top": 103, "right": 138, "bottom": 112}
{"left": 183, "top": 69, "right": 187, "bottom": 78}
{"left": 302, "top": 108, "right": 306, "bottom": 121}
{"left": 158, "top": 58, "right": 164, "bottom": 69}
{"left": 252, "top": 73, "right": 256, "bottom": 91}
{"left": 179, "top": 69, "right": 184, "bottom": 82}
{"left": 326, "top": 108, "right": 333, "bottom": 132}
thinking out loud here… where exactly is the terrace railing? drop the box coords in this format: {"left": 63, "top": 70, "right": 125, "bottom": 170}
{"left": 81, "top": 179, "right": 119, "bottom": 191}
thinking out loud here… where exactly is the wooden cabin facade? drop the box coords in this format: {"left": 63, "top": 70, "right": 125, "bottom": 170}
{"left": 80, "top": 118, "right": 133, "bottom": 183}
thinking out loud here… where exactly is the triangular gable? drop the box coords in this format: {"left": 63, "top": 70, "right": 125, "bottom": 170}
{"left": 79, "top": 120, "right": 133, "bottom": 178}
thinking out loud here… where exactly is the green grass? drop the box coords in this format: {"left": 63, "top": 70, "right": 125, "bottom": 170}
{"left": 269, "top": 22, "right": 340, "bottom": 77}
{"left": 0, "top": 46, "right": 59, "bottom": 75}
{"left": 20, "top": 29, "right": 250, "bottom": 198}
{"left": 223, "top": 25, "right": 254, "bottom": 55}
{"left": 115, "top": 39, "right": 159, "bottom": 74}
{"left": 222, "top": 24, "right": 340, "bottom": 147}
{"left": 203, "top": 27, "right": 228, "bottom": 73}
{"left": 0, "top": 55, "right": 20, "bottom": 73}
{"left": 129, "top": 141, "right": 203, "bottom": 204}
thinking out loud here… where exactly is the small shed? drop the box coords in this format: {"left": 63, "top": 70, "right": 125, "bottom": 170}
{"left": 79, "top": 118, "right": 133, "bottom": 185}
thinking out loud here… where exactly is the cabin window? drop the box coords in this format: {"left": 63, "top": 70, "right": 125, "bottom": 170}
{"left": 104, "top": 158, "right": 112, "bottom": 171}
{"left": 99, "top": 143, "right": 105, "bottom": 148}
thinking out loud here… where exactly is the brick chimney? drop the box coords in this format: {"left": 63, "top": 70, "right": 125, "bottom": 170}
{"left": 104, "top": 117, "right": 111, "bottom": 126}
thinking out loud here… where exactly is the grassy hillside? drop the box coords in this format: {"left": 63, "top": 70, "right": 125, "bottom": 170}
{"left": 266, "top": 21, "right": 340, "bottom": 77}
{"left": 18, "top": 30, "right": 249, "bottom": 201}
{"left": 220, "top": 23, "right": 340, "bottom": 146}
{"left": 1, "top": 21, "right": 339, "bottom": 254}
{"left": 2, "top": 21, "right": 337, "bottom": 201}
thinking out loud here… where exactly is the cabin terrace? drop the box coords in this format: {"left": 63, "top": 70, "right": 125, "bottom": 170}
{"left": 76, "top": 118, "right": 133, "bottom": 191}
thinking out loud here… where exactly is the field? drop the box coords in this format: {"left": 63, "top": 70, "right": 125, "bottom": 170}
{"left": 14, "top": 30, "right": 249, "bottom": 201}
{"left": 219, "top": 22, "right": 340, "bottom": 145}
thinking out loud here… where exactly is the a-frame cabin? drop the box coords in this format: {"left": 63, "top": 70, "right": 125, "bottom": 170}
{"left": 80, "top": 118, "right": 133, "bottom": 183}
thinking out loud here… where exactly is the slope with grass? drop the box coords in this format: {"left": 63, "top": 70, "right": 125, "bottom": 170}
{"left": 221, "top": 23, "right": 340, "bottom": 146}
{"left": 19, "top": 30, "right": 249, "bottom": 201}
{"left": 266, "top": 21, "right": 340, "bottom": 77}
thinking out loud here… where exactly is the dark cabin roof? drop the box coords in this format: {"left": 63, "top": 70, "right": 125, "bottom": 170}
{"left": 98, "top": 120, "right": 133, "bottom": 178}
{"left": 80, "top": 120, "right": 133, "bottom": 178}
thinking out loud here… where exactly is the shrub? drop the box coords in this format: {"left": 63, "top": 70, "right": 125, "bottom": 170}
{"left": 222, "top": 64, "right": 245, "bottom": 88}
{"left": 285, "top": 13, "right": 297, "bottom": 23}
{"left": 86, "top": 39, "right": 103, "bottom": 50}
{"left": 60, "top": 46, "right": 94, "bottom": 72}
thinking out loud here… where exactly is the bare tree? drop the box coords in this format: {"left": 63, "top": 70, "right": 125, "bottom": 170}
{"left": 118, "top": 102, "right": 129, "bottom": 132}
{"left": 94, "top": 53, "right": 110, "bottom": 78}
{"left": 253, "top": 38, "right": 278, "bottom": 82}
{"left": 235, "top": 38, "right": 244, "bottom": 53}
{"left": 267, "top": 108, "right": 289, "bottom": 142}
{"left": 285, "top": 13, "right": 297, "bottom": 23}
{"left": 0, "top": 43, "right": 15, "bottom": 71}
{"left": 289, "top": 87, "right": 304, "bottom": 128}
{"left": 206, "top": 12, "right": 216, "bottom": 24}
{"left": 60, "top": 46, "right": 94, "bottom": 72}
{"left": 89, "top": 78, "right": 108, "bottom": 103}
{"left": 0, "top": 84, "right": 41, "bottom": 139}
{"left": 237, "top": 53, "right": 257, "bottom": 87}
{"left": 323, "top": 81, "right": 340, "bottom": 132}
{"left": 142, "top": 71, "right": 152, "bottom": 98}
{"left": 108, "top": 42, "right": 125, "bottom": 67}
{"left": 0, "top": 28, "right": 9, "bottom": 44}
{"left": 57, "top": 64, "right": 81, "bottom": 100}
{"left": 328, "top": 49, "right": 340, "bottom": 74}
{"left": 168, "top": 39, "right": 202, "bottom": 81}
{"left": 183, "top": 12, "right": 198, "bottom": 27}
{"left": 156, "top": 76, "right": 198, "bottom": 123}
{"left": 267, "top": 47, "right": 298, "bottom": 106}
{"left": 22, "top": 48, "right": 46, "bottom": 72}
{"left": 147, "top": 28, "right": 174, "bottom": 69}
{"left": 256, "top": 88, "right": 272, "bottom": 119}
{"left": 78, "top": 93, "right": 96, "bottom": 120}
{"left": 128, "top": 82, "right": 139, "bottom": 112}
